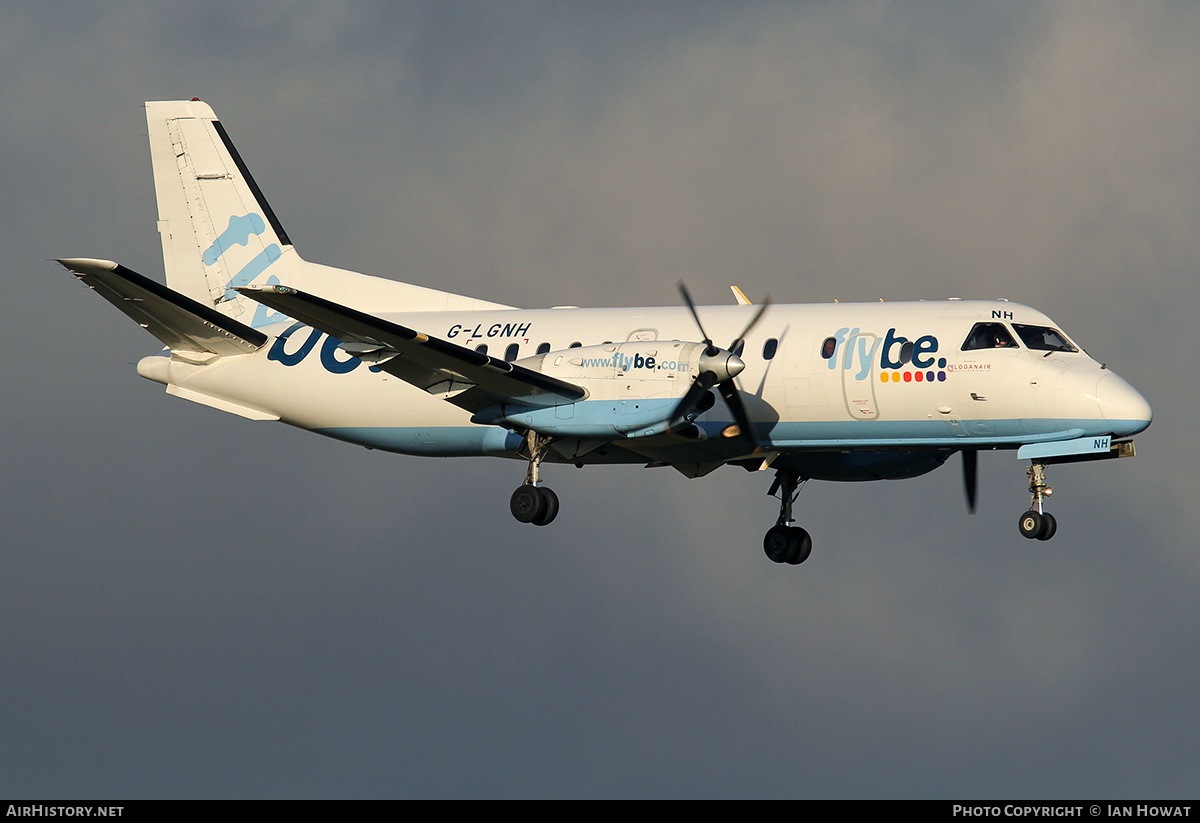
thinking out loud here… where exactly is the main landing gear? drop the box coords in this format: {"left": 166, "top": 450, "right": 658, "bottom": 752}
{"left": 510, "top": 431, "right": 559, "bottom": 526}
{"left": 510, "top": 484, "right": 559, "bottom": 526}
{"left": 1019, "top": 461, "right": 1057, "bottom": 541}
{"left": 763, "top": 470, "right": 812, "bottom": 565}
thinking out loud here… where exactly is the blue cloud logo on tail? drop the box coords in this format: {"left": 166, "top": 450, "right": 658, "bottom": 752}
{"left": 203, "top": 213, "right": 282, "bottom": 301}
{"left": 202, "top": 214, "right": 266, "bottom": 264}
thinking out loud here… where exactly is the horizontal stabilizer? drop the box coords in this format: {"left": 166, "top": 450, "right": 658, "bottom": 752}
{"left": 59, "top": 258, "right": 267, "bottom": 355}
{"left": 238, "top": 284, "right": 586, "bottom": 410}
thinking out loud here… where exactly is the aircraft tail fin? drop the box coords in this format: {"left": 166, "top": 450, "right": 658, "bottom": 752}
{"left": 145, "top": 99, "right": 516, "bottom": 323}
{"left": 147, "top": 99, "right": 296, "bottom": 324}
{"left": 58, "top": 257, "right": 267, "bottom": 356}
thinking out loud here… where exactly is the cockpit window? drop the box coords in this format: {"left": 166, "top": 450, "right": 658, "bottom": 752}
{"left": 1012, "top": 324, "right": 1077, "bottom": 353}
{"left": 961, "top": 322, "right": 1018, "bottom": 351}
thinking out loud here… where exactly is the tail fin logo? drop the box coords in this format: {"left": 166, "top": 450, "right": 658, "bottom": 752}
{"left": 202, "top": 213, "right": 266, "bottom": 264}
{"left": 203, "top": 213, "right": 281, "bottom": 300}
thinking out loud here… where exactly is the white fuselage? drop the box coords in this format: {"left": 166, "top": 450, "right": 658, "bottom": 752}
{"left": 138, "top": 298, "right": 1152, "bottom": 464}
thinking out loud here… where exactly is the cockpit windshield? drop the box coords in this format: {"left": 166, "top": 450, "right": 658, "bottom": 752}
{"left": 1012, "top": 324, "right": 1078, "bottom": 353}
{"left": 961, "top": 322, "right": 1018, "bottom": 351}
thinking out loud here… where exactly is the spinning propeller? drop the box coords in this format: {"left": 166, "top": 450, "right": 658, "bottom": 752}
{"left": 673, "top": 281, "right": 771, "bottom": 448}
{"left": 962, "top": 449, "right": 978, "bottom": 513}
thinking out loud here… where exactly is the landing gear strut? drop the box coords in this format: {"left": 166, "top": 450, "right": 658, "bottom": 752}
{"left": 511, "top": 431, "right": 559, "bottom": 526}
{"left": 764, "top": 470, "right": 812, "bottom": 565}
{"left": 1019, "top": 461, "right": 1057, "bottom": 541}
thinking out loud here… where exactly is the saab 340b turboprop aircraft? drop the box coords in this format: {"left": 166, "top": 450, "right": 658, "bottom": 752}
{"left": 60, "top": 99, "right": 1153, "bottom": 565}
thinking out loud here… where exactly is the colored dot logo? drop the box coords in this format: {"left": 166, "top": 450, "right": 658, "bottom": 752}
{"left": 881, "top": 370, "right": 947, "bottom": 383}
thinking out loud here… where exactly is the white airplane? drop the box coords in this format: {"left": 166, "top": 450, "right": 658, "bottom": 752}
{"left": 60, "top": 99, "right": 1152, "bottom": 565}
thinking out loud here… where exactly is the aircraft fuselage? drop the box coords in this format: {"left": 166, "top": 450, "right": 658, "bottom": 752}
{"left": 137, "top": 298, "right": 1150, "bottom": 470}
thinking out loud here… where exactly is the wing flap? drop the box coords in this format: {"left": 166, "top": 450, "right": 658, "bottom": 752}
{"left": 59, "top": 258, "right": 267, "bottom": 355}
{"left": 238, "top": 284, "right": 586, "bottom": 409}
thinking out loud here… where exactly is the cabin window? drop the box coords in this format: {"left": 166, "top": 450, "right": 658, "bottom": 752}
{"left": 961, "top": 322, "right": 1018, "bottom": 351}
{"left": 475, "top": 343, "right": 488, "bottom": 355}
{"left": 732, "top": 340, "right": 745, "bottom": 358}
{"left": 504, "top": 343, "right": 520, "bottom": 362}
{"left": 821, "top": 337, "right": 836, "bottom": 359}
{"left": 1012, "top": 324, "right": 1078, "bottom": 353}
{"left": 763, "top": 338, "right": 778, "bottom": 360}
{"left": 536, "top": 342, "right": 551, "bottom": 355}
{"left": 569, "top": 341, "right": 582, "bottom": 348}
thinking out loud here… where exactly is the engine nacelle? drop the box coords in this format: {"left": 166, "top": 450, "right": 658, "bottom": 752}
{"left": 471, "top": 340, "right": 732, "bottom": 439}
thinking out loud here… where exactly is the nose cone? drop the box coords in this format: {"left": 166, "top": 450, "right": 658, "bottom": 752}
{"left": 699, "top": 350, "right": 745, "bottom": 382}
{"left": 1097, "top": 373, "right": 1153, "bottom": 436}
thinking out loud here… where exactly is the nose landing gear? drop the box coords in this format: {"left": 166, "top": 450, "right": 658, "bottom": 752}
{"left": 764, "top": 470, "right": 812, "bottom": 565}
{"left": 1019, "top": 462, "right": 1057, "bottom": 540}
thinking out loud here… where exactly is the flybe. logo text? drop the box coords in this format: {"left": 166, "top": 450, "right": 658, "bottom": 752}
{"left": 827, "top": 327, "right": 948, "bottom": 383}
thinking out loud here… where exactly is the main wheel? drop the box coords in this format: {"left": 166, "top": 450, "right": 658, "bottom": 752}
{"left": 764, "top": 525, "right": 791, "bottom": 563}
{"left": 1018, "top": 510, "right": 1044, "bottom": 540}
{"left": 764, "top": 525, "right": 812, "bottom": 565}
{"left": 1036, "top": 512, "right": 1057, "bottom": 541}
{"left": 510, "top": 485, "right": 547, "bottom": 523}
{"left": 785, "top": 528, "right": 813, "bottom": 565}
{"left": 533, "top": 487, "right": 559, "bottom": 526}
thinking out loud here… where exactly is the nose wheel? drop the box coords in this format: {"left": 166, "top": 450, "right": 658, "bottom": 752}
{"left": 1018, "top": 509, "right": 1057, "bottom": 540}
{"left": 1019, "top": 462, "right": 1057, "bottom": 540}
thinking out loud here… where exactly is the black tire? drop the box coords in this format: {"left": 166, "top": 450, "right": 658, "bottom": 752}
{"left": 1036, "top": 512, "right": 1057, "bottom": 541}
{"left": 764, "top": 525, "right": 791, "bottom": 563}
{"left": 1019, "top": 510, "right": 1044, "bottom": 540}
{"left": 533, "top": 487, "right": 559, "bottom": 526}
{"left": 785, "top": 528, "right": 813, "bottom": 565}
{"left": 510, "top": 485, "right": 546, "bottom": 524}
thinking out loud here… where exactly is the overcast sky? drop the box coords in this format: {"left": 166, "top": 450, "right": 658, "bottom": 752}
{"left": 3, "top": 1, "right": 1197, "bottom": 798}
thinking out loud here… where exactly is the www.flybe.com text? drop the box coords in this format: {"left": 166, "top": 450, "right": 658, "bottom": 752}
{"left": 579, "top": 353, "right": 689, "bottom": 373}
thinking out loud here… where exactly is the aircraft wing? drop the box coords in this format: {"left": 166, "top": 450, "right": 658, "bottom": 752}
{"left": 59, "top": 258, "right": 267, "bottom": 355}
{"left": 238, "top": 284, "right": 587, "bottom": 411}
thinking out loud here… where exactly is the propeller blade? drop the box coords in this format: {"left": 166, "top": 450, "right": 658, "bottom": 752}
{"left": 677, "top": 280, "right": 716, "bottom": 355}
{"left": 718, "top": 378, "right": 760, "bottom": 450}
{"left": 962, "top": 449, "right": 978, "bottom": 513}
{"left": 727, "top": 295, "right": 773, "bottom": 355}
{"left": 671, "top": 370, "right": 719, "bottom": 424}
{"left": 711, "top": 294, "right": 771, "bottom": 451}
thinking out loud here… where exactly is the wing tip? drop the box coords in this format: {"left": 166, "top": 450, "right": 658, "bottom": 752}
{"left": 57, "top": 257, "right": 118, "bottom": 275}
